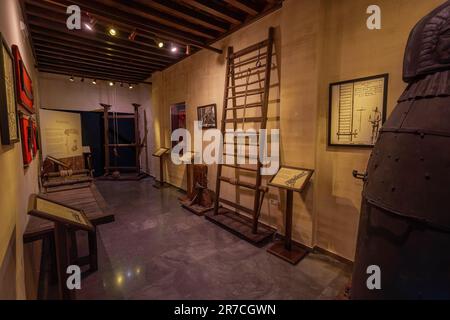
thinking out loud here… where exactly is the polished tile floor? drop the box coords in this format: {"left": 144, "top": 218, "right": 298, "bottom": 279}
{"left": 76, "top": 179, "right": 351, "bottom": 300}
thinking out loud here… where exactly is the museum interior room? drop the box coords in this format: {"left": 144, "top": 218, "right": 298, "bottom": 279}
{"left": 0, "top": 0, "right": 449, "bottom": 302}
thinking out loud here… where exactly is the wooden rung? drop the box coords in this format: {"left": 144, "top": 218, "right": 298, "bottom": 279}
{"left": 219, "top": 176, "right": 268, "bottom": 192}
{"left": 227, "top": 79, "right": 264, "bottom": 89}
{"left": 230, "top": 39, "right": 269, "bottom": 59}
{"left": 223, "top": 153, "right": 258, "bottom": 160}
{"left": 224, "top": 117, "right": 263, "bottom": 123}
{"left": 223, "top": 164, "right": 257, "bottom": 172}
{"left": 227, "top": 89, "right": 264, "bottom": 100}
{"left": 233, "top": 69, "right": 266, "bottom": 81}
{"left": 230, "top": 65, "right": 267, "bottom": 78}
{"left": 232, "top": 54, "right": 268, "bottom": 69}
{"left": 225, "top": 103, "right": 263, "bottom": 111}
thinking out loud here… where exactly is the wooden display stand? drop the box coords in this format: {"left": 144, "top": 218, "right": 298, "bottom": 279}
{"left": 28, "top": 195, "right": 94, "bottom": 300}
{"left": 267, "top": 166, "right": 314, "bottom": 265}
{"left": 152, "top": 148, "right": 169, "bottom": 188}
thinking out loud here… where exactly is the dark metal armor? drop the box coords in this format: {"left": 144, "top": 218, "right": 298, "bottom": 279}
{"left": 352, "top": 1, "right": 450, "bottom": 299}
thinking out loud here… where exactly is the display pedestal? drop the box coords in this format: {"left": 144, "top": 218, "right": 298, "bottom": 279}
{"left": 152, "top": 148, "right": 169, "bottom": 189}
{"left": 267, "top": 190, "right": 308, "bottom": 265}
{"left": 267, "top": 166, "right": 314, "bottom": 265}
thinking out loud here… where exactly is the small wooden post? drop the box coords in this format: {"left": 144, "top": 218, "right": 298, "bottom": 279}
{"left": 54, "top": 223, "right": 75, "bottom": 300}
{"left": 101, "top": 103, "right": 111, "bottom": 176}
{"left": 133, "top": 103, "right": 141, "bottom": 175}
{"left": 267, "top": 190, "right": 308, "bottom": 265}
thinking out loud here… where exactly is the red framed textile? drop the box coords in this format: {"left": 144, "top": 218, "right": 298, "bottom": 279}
{"left": 19, "top": 112, "right": 38, "bottom": 167}
{"left": 12, "top": 45, "right": 34, "bottom": 114}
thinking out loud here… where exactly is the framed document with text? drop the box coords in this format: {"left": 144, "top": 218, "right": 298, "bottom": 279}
{"left": 269, "top": 166, "right": 314, "bottom": 193}
{"left": 0, "top": 33, "right": 19, "bottom": 145}
{"left": 153, "top": 148, "right": 170, "bottom": 157}
{"left": 329, "top": 74, "right": 388, "bottom": 147}
{"left": 29, "top": 195, "right": 94, "bottom": 232}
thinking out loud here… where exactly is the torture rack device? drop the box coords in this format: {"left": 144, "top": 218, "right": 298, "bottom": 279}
{"left": 205, "top": 27, "right": 276, "bottom": 245}
{"left": 100, "top": 103, "right": 147, "bottom": 181}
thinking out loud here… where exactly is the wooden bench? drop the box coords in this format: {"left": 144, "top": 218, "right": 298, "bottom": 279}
{"left": 24, "top": 184, "right": 114, "bottom": 272}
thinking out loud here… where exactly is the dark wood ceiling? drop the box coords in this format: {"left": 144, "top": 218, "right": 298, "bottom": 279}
{"left": 20, "top": 0, "right": 282, "bottom": 84}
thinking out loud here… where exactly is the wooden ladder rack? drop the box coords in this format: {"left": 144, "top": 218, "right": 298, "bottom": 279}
{"left": 100, "top": 103, "right": 147, "bottom": 181}
{"left": 205, "top": 27, "right": 276, "bottom": 246}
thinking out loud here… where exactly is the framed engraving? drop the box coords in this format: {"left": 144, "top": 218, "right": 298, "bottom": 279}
{"left": 197, "top": 104, "right": 217, "bottom": 129}
{"left": 29, "top": 195, "right": 94, "bottom": 232}
{"left": 153, "top": 147, "right": 170, "bottom": 157}
{"left": 329, "top": 74, "right": 388, "bottom": 147}
{"left": 269, "top": 166, "right": 314, "bottom": 193}
{"left": 0, "top": 33, "right": 19, "bottom": 145}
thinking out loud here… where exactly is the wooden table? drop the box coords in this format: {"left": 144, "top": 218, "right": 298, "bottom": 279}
{"left": 24, "top": 184, "right": 114, "bottom": 272}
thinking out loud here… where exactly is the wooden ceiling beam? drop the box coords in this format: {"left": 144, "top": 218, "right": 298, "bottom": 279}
{"left": 28, "top": 27, "right": 174, "bottom": 64}
{"left": 133, "top": 0, "right": 230, "bottom": 33}
{"left": 32, "top": 36, "right": 170, "bottom": 66}
{"left": 36, "top": 53, "right": 157, "bottom": 75}
{"left": 38, "top": 69, "right": 150, "bottom": 85}
{"left": 25, "top": 11, "right": 177, "bottom": 61}
{"left": 95, "top": 0, "right": 218, "bottom": 40}
{"left": 60, "top": 0, "right": 205, "bottom": 45}
{"left": 183, "top": 0, "right": 245, "bottom": 25}
{"left": 223, "top": 0, "right": 260, "bottom": 15}
{"left": 34, "top": 45, "right": 166, "bottom": 69}
{"left": 62, "top": 0, "right": 222, "bottom": 54}
{"left": 37, "top": 62, "right": 148, "bottom": 81}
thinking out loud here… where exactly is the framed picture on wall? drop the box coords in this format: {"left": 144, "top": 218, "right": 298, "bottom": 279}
{"left": 170, "top": 102, "right": 186, "bottom": 150}
{"left": 197, "top": 104, "right": 217, "bottom": 129}
{"left": 0, "top": 33, "right": 19, "bottom": 145}
{"left": 12, "top": 45, "right": 34, "bottom": 114}
{"left": 328, "top": 74, "right": 388, "bottom": 147}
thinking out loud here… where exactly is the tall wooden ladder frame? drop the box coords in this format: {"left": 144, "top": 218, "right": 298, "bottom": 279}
{"left": 205, "top": 27, "right": 276, "bottom": 245}
{"left": 100, "top": 103, "right": 146, "bottom": 181}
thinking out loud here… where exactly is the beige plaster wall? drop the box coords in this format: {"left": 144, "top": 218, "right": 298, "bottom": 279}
{"left": 0, "top": 0, "right": 41, "bottom": 299}
{"left": 151, "top": 0, "right": 446, "bottom": 261}
{"left": 314, "top": 0, "right": 446, "bottom": 261}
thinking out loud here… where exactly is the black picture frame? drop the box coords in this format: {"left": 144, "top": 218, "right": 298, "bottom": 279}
{"left": 197, "top": 104, "right": 217, "bottom": 129}
{"left": 0, "top": 33, "right": 19, "bottom": 145}
{"left": 328, "top": 74, "right": 389, "bottom": 148}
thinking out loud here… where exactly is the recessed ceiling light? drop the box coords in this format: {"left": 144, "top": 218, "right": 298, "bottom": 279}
{"left": 158, "top": 41, "right": 164, "bottom": 48}
{"left": 129, "top": 84, "right": 134, "bottom": 89}
{"left": 92, "top": 79, "right": 97, "bottom": 85}
{"left": 69, "top": 76, "right": 74, "bottom": 82}
{"left": 171, "top": 46, "right": 178, "bottom": 53}
{"left": 109, "top": 81, "right": 115, "bottom": 86}
{"left": 109, "top": 28, "right": 117, "bottom": 36}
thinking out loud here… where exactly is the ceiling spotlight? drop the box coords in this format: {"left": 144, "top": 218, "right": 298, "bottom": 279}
{"left": 108, "top": 27, "right": 117, "bottom": 36}
{"left": 171, "top": 46, "right": 178, "bottom": 53}
{"left": 129, "top": 84, "right": 134, "bottom": 89}
{"left": 109, "top": 81, "right": 115, "bottom": 87}
{"left": 69, "top": 76, "right": 74, "bottom": 82}
{"left": 92, "top": 79, "right": 97, "bottom": 85}
{"left": 158, "top": 41, "right": 164, "bottom": 48}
